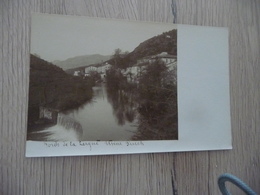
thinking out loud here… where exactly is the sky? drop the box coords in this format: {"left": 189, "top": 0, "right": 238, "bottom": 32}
{"left": 31, "top": 13, "right": 177, "bottom": 62}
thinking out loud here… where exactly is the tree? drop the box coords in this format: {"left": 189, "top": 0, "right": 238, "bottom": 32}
{"left": 135, "top": 59, "right": 178, "bottom": 140}
{"left": 113, "top": 48, "right": 122, "bottom": 68}
{"left": 111, "top": 48, "right": 130, "bottom": 69}
{"left": 122, "top": 51, "right": 129, "bottom": 57}
{"left": 88, "top": 70, "right": 101, "bottom": 85}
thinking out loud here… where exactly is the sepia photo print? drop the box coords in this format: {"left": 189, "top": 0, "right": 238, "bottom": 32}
{"left": 27, "top": 14, "right": 178, "bottom": 142}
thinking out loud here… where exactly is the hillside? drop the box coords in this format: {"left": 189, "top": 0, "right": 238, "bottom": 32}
{"left": 52, "top": 54, "right": 111, "bottom": 70}
{"left": 128, "top": 29, "right": 177, "bottom": 60}
{"left": 28, "top": 54, "right": 93, "bottom": 127}
{"left": 107, "top": 29, "right": 177, "bottom": 67}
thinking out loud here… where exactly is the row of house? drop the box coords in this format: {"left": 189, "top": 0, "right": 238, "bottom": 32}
{"left": 73, "top": 62, "right": 112, "bottom": 77}
{"left": 73, "top": 52, "right": 177, "bottom": 83}
{"left": 122, "top": 52, "right": 177, "bottom": 82}
{"left": 84, "top": 62, "right": 112, "bottom": 79}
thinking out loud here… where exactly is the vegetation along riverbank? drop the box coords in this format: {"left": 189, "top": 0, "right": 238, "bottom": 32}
{"left": 28, "top": 54, "right": 93, "bottom": 133}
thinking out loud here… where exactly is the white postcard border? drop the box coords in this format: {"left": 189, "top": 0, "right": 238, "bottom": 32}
{"left": 26, "top": 17, "right": 232, "bottom": 157}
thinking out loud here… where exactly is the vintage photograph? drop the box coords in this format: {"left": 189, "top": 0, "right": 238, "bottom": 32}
{"left": 27, "top": 14, "right": 178, "bottom": 142}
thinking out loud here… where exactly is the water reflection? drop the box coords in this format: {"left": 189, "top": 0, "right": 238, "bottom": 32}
{"left": 106, "top": 86, "right": 138, "bottom": 126}
{"left": 60, "top": 84, "right": 137, "bottom": 141}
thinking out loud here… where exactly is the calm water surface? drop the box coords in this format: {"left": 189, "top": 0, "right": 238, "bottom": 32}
{"left": 41, "top": 84, "right": 138, "bottom": 141}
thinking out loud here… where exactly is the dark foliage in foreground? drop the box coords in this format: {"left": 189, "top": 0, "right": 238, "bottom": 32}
{"left": 105, "top": 59, "right": 178, "bottom": 140}
{"left": 133, "top": 60, "right": 178, "bottom": 140}
{"left": 28, "top": 54, "right": 93, "bottom": 125}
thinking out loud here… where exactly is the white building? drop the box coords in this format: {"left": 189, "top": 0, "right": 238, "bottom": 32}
{"left": 121, "top": 66, "right": 146, "bottom": 83}
{"left": 85, "top": 62, "right": 112, "bottom": 75}
{"left": 136, "top": 52, "right": 177, "bottom": 71}
{"left": 73, "top": 70, "right": 81, "bottom": 76}
{"left": 85, "top": 66, "right": 98, "bottom": 74}
{"left": 97, "top": 63, "right": 112, "bottom": 74}
{"left": 156, "top": 52, "right": 176, "bottom": 65}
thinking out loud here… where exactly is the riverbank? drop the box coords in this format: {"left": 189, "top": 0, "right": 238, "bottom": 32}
{"left": 28, "top": 54, "right": 93, "bottom": 131}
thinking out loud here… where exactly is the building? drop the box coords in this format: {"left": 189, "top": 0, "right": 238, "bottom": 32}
{"left": 137, "top": 52, "right": 177, "bottom": 66}
{"left": 121, "top": 65, "right": 146, "bottom": 83}
{"left": 123, "top": 52, "right": 177, "bottom": 83}
{"left": 85, "top": 66, "right": 98, "bottom": 75}
{"left": 85, "top": 62, "right": 112, "bottom": 75}
{"left": 97, "top": 62, "right": 112, "bottom": 74}
{"left": 156, "top": 52, "right": 177, "bottom": 66}
{"left": 73, "top": 70, "right": 81, "bottom": 76}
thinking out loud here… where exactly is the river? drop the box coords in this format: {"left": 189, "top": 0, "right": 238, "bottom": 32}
{"left": 39, "top": 84, "right": 138, "bottom": 141}
{"left": 35, "top": 65, "right": 178, "bottom": 141}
